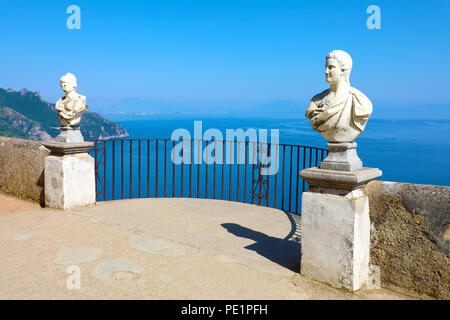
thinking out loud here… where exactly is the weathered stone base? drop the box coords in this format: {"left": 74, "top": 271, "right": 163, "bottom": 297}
{"left": 300, "top": 189, "right": 370, "bottom": 291}
{"left": 299, "top": 166, "right": 382, "bottom": 291}
{"left": 44, "top": 153, "right": 95, "bottom": 209}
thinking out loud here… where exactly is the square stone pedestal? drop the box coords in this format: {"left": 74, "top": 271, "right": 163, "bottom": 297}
{"left": 299, "top": 167, "right": 382, "bottom": 291}
{"left": 55, "top": 126, "right": 84, "bottom": 143}
{"left": 320, "top": 142, "right": 363, "bottom": 172}
{"left": 42, "top": 141, "right": 95, "bottom": 209}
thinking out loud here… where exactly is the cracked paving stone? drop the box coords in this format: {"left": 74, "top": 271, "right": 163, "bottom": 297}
{"left": 54, "top": 246, "right": 103, "bottom": 265}
{"left": 92, "top": 258, "right": 143, "bottom": 279}
{"left": 129, "top": 234, "right": 187, "bottom": 256}
{"left": 13, "top": 234, "right": 32, "bottom": 241}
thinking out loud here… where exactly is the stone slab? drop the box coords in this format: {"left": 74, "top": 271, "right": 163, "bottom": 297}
{"left": 13, "top": 234, "right": 32, "bottom": 241}
{"left": 300, "top": 190, "right": 370, "bottom": 291}
{"left": 91, "top": 259, "right": 143, "bottom": 279}
{"left": 54, "top": 246, "right": 102, "bottom": 264}
{"left": 129, "top": 234, "right": 187, "bottom": 256}
{"left": 41, "top": 141, "right": 94, "bottom": 156}
{"left": 300, "top": 167, "right": 382, "bottom": 192}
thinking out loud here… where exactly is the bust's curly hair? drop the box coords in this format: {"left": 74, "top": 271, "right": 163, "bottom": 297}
{"left": 60, "top": 73, "right": 77, "bottom": 89}
{"left": 326, "top": 50, "right": 352, "bottom": 83}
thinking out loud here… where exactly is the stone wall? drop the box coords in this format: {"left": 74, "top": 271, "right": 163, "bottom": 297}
{"left": 0, "top": 136, "right": 49, "bottom": 205}
{"left": 365, "top": 181, "right": 450, "bottom": 299}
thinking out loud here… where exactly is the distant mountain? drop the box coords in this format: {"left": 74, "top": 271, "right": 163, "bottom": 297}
{"left": 0, "top": 88, "right": 128, "bottom": 141}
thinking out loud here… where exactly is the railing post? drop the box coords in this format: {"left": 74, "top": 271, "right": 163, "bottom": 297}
{"left": 197, "top": 139, "right": 200, "bottom": 198}
{"left": 213, "top": 140, "right": 216, "bottom": 199}
{"left": 295, "top": 146, "right": 300, "bottom": 214}
{"left": 181, "top": 140, "right": 184, "bottom": 197}
{"left": 112, "top": 140, "right": 115, "bottom": 200}
{"left": 130, "top": 140, "right": 133, "bottom": 199}
{"left": 244, "top": 141, "right": 248, "bottom": 203}
{"left": 205, "top": 140, "right": 209, "bottom": 199}
{"left": 147, "top": 140, "right": 150, "bottom": 198}
{"left": 164, "top": 140, "right": 167, "bottom": 197}
{"left": 189, "top": 140, "right": 192, "bottom": 198}
{"left": 139, "top": 139, "right": 141, "bottom": 198}
{"left": 156, "top": 139, "right": 159, "bottom": 198}
{"left": 173, "top": 140, "right": 175, "bottom": 197}
{"left": 121, "top": 140, "right": 124, "bottom": 199}
{"left": 94, "top": 141, "right": 98, "bottom": 199}
{"left": 103, "top": 141, "right": 107, "bottom": 201}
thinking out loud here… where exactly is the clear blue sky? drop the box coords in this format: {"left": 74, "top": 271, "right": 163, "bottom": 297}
{"left": 0, "top": 0, "right": 449, "bottom": 112}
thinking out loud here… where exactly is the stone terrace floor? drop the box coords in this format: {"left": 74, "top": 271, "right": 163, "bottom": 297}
{"left": 0, "top": 193, "right": 430, "bottom": 299}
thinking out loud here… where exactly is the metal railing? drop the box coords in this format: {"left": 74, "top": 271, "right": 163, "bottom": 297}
{"left": 90, "top": 138, "right": 328, "bottom": 214}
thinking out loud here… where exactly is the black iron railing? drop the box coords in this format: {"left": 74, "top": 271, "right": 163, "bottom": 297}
{"left": 90, "top": 139, "right": 328, "bottom": 214}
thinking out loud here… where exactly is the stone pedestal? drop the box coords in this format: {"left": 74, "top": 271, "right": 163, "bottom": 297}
{"left": 42, "top": 141, "right": 95, "bottom": 209}
{"left": 299, "top": 167, "right": 382, "bottom": 291}
{"left": 55, "top": 126, "right": 84, "bottom": 143}
{"left": 320, "top": 142, "right": 362, "bottom": 171}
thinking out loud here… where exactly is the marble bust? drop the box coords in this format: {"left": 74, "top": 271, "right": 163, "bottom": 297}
{"left": 55, "top": 73, "right": 86, "bottom": 128}
{"left": 305, "top": 50, "right": 372, "bottom": 143}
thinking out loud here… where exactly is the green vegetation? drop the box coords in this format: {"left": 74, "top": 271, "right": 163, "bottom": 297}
{"left": 0, "top": 118, "right": 29, "bottom": 139}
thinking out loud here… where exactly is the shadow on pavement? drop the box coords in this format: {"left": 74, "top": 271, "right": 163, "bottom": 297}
{"left": 222, "top": 212, "right": 301, "bottom": 272}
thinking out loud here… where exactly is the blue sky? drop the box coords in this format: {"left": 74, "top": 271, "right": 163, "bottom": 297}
{"left": 0, "top": 0, "right": 449, "bottom": 113}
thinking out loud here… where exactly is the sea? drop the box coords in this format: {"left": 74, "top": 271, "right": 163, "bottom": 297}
{"left": 93, "top": 114, "right": 450, "bottom": 213}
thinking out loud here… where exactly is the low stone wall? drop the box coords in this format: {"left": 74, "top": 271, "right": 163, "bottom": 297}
{"left": 0, "top": 136, "right": 49, "bottom": 205}
{"left": 366, "top": 181, "right": 450, "bottom": 299}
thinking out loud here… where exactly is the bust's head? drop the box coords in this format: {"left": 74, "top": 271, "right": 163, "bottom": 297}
{"left": 60, "top": 73, "right": 77, "bottom": 94}
{"left": 325, "top": 50, "right": 352, "bottom": 85}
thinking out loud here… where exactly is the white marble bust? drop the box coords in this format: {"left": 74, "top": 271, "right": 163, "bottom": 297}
{"left": 55, "top": 73, "right": 87, "bottom": 127}
{"left": 305, "top": 50, "right": 373, "bottom": 143}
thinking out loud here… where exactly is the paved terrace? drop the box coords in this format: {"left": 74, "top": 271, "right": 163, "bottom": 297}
{"left": 0, "top": 194, "right": 428, "bottom": 299}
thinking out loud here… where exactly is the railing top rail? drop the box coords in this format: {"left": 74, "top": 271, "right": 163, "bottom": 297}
{"left": 90, "top": 138, "right": 329, "bottom": 152}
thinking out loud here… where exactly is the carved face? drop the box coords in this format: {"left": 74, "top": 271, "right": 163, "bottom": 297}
{"left": 60, "top": 79, "right": 76, "bottom": 94}
{"left": 325, "top": 58, "right": 344, "bottom": 84}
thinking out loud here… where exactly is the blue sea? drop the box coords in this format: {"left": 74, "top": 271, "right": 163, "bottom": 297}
{"left": 93, "top": 114, "right": 450, "bottom": 213}
{"left": 110, "top": 115, "right": 450, "bottom": 185}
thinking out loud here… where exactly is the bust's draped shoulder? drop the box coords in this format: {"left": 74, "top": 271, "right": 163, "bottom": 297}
{"left": 56, "top": 93, "right": 86, "bottom": 111}
{"left": 305, "top": 86, "right": 373, "bottom": 142}
{"left": 305, "top": 89, "right": 329, "bottom": 118}
{"left": 55, "top": 96, "right": 65, "bottom": 111}
{"left": 349, "top": 87, "right": 373, "bottom": 131}
{"left": 311, "top": 89, "right": 329, "bottom": 105}
{"left": 73, "top": 93, "right": 87, "bottom": 113}
{"left": 76, "top": 93, "right": 86, "bottom": 104}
